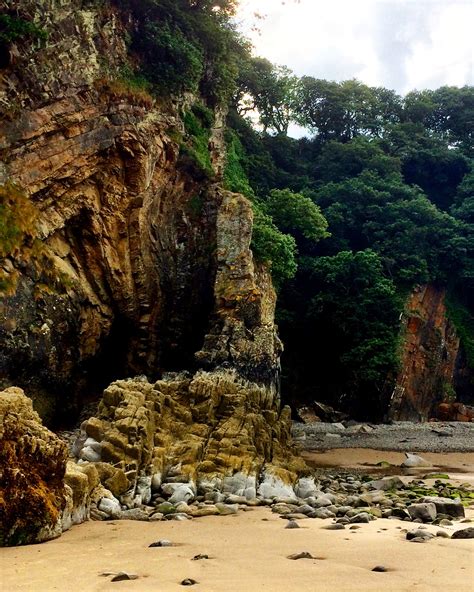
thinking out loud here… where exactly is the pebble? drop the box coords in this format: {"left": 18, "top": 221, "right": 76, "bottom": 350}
{"left": 192, "top": 554, "right": 209, "bottom": 561}
{"left": 372, "top": 566, "right": 388, "bottom": 572}
{"left": 110, "top": 573, "right": 139, "bottom": 582}
{"left": 287, "top": 551, "right": 315, "bottom": 560}
{"left": 285, "top": 520, "right": 300, "bottom": 529}
{"left": 436, "top": 531, "right": 450, "bottom": 538}
{"left": 149, "top": 539, "right": 172, "bottom": 547}
{"left": 181, "top": 578, "right": 198, "bottom": 586}
{"left": 323, "top": 524, "right": 345, "bottom": 530}
{"left": 406, "top": 529, "right": 435, "bottom": 541}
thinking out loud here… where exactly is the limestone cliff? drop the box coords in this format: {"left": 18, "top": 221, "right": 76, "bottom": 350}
{"left": 0, "top": 0, "right": 280, "bottom": 424}
{"left": 387, "top": 285, "right": 470, "bottom": 421}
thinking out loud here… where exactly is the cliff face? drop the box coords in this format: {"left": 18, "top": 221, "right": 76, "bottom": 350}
{"left": 388, "top": 285, "right": 469, "bottom": 421}
{"left": 0, "top": 0, "right": 280, "bottom": 424}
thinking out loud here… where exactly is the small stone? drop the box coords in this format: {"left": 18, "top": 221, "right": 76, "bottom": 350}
{"left": 323, "top": 524, "right": 345, "bottom": 530}
{"left": 119, "top": 508, "right": 149, "bottom": 521}
{"left": 406, "top": 529, "right": 435, "bottom": 541}
{"left": 372, "top": 566, "right": 388, "bottom": 572}
{"left": 285, "top": 520, "right": 300, "bottom": 529}
{"left": 311, "top": 507, "right": 336, "bottom": 519}
{"left": 451, "top": 527, "right": 474, "bottom": 539}
{"left": 149, "top": 539, "right": 172, "bottom": 547}
{"left": 349, "top": 525, "right": 361, "bottom": 530}
{"left": 287, "top": 551, "right": 315, "bottom": 560}
{"left": 349, "top": 512, "right": 372, "bottom": 524}
{"left": 181, "top": 578, "right": 198, "bottom": 586}
{"left": 192, "top": 554, "right": 209, "bottom": 561}
{"left": 215, "top": 503, "right": 239, "bottom": 516}
{"left": 111, "top": 572, "right": 138, "bottom": 582}
{"left": 436, "top": 531, "right": 450, "bottom": 538}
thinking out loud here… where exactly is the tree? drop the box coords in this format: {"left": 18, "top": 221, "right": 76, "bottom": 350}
{"left": 295, "top": 78, "right": 401, "bottom": 141}
{"left": 279, "top": 250, "right": 401, "bottom": 419}
{"left": 259, "top": 188, "right": 329, "bottom": 246}
{"left": 237, "top": 57, "right": 298, "bottom": 135}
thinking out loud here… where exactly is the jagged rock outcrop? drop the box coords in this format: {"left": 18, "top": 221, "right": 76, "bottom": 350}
{"left": 77, "top": 371, "right": 305, "bottom": 502}
{"left": 387, "top": 285, "right": 467, "bottom": 421}
{"left": 0, "top": 0, "right": 309, "bottom": 546}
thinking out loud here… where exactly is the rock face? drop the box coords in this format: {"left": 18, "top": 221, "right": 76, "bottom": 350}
{"left": 0, "top": 386, "right": 67, "bottom": 545}
{"left": 0, "top": 0, "right": 280, "bottom": 424}
{"left": 387, "top": 285, "right": 468, "bottom": 421}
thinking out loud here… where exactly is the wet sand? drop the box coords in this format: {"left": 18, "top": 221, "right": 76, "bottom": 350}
{"left": 303, "top": 449, "right": 474, "bottom": 476}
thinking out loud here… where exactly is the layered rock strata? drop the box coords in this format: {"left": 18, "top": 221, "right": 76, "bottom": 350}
{"left": 0, "top": 0, "right": 309, "bottom": 546}
{"left": 0, "top": 0, "right": 281, "bottom": 424}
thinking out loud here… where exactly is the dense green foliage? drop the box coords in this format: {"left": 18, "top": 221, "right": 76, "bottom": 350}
{"left": 179, "top": 104, "right": 214, "bottom": 179}
{"left": 224, "top": 64, "right": 473, "bottom": 416}
{"left": 279, "top": 250, "right": 402, "bottom": 417}
{"left": 446, "top": 296, "right": 474, "bottom": 371}
{"left": 114, "top": 0, "right": 246, "bottom": 104}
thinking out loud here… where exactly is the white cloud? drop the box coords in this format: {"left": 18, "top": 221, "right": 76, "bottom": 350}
{"left": 235, "top": 0, "right": 474, "bottom": 94}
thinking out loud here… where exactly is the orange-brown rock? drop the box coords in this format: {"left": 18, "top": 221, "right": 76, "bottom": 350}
{"left": 0, "top": 386, "right": 67, "bottom": 546}
{"left": 388, "top": 285, "right": 462, "bottom": 421}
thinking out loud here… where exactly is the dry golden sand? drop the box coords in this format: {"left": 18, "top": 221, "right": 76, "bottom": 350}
{"left": 1, "top": 450, "right": 473, "bottom": 592}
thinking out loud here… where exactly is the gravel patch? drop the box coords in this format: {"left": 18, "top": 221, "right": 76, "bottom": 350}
{"left": 292, "top": 421, "right": 474, "bottom": 453}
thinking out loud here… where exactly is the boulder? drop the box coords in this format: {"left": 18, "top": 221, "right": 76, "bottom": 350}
{"left": 0, "top": 387, "right": 67, "bottom": 546}
{"left": 402, "top": 453, "right": 432, "bottom": 468}
{"left": 420, "top": 496, "right": 465, "bottom": 519}
{"left": 451, "top": 527, "right": 474, "bottom": 539}
{"left": 407, "top": 503, "right": 437, "bottom": 523}
{"left": 169, "top": 486, "right": 195, "bottom": 505}
{"left": 366, "top": 476, "right": 404, "bottom": 491}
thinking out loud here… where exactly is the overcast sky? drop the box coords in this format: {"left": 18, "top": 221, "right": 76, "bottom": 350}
{"left": 235, "top": 0, "right": 473, "bottom": 95}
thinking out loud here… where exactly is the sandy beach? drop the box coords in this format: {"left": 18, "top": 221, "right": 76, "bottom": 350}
{"left": 1, "top": 506, "right": 473, "bottom": 592}
{"left": 2, "top": 449, "right": 473, "bottom": 592}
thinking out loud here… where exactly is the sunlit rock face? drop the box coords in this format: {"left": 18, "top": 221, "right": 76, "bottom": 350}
{"left": 77, "top": 371, "right": 305, "bottom": 499}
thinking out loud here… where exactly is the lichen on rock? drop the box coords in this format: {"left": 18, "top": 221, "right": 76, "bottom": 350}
{"left": 78, "top": 370, "right": 306, "bottom": 502}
